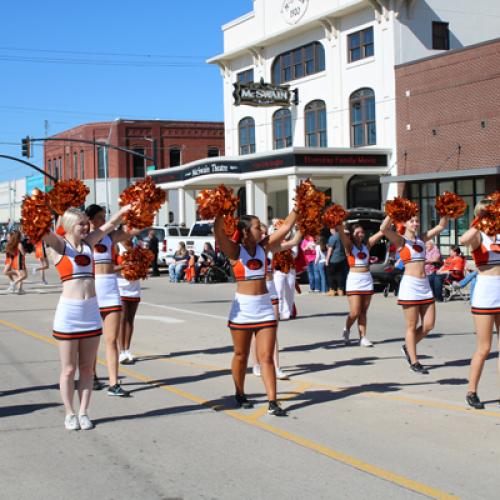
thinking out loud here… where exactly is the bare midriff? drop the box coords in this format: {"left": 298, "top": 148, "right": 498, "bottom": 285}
{"left": 350, "top": 266, "right": 370, "bottom": 273}
{"left": 61, "top": 278, "right": 96, "bottom": 300}
{"left": 95, "top": 263, "right": 115, "bottom": 275}
{"left": 236, "top": 279, "right": 268, "bottom": 296}
{"left": 477, "top": 264, "right": 500, "bottom": 276}
{"left": 403, "top": 261, "right": 426, "bottom": 279}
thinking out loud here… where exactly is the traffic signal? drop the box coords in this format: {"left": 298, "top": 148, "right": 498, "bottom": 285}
{"left": 21, "top": 136, "right": 31, "bottom": 158}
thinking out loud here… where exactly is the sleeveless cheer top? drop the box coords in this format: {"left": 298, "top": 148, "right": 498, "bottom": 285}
{"left": 55, "top": 240, "right": 94, "bottom": 282}
{"left": 93, "top": 234, "right": 115, "bottom": 264}
{"left": 472, "top": 232, "right": 500, "bottom": 267}
{"left": 347, "top": 244, "right": 370, "bottom": 268}
{"left": 399, "top": 237, "right": 426, "bottom": 264}
{"left": 232, "top": 244, "right": 268, "bottom": 282}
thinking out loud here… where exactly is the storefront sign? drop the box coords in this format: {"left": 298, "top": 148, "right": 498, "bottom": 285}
{"left": 233, "top": 79, "right": 293, "bottom": 107}
{"left": 152, "top": 151, "right": 388, "bottom": 184}
{"left": 281, "top": 0, "right": 309, "bottom": 25}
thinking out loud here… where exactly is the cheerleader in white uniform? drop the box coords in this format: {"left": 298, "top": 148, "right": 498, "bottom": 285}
{"left": 337, "top": 224, "right": 384, "bottom": 347}
{"left": 85, "top": 204, "right": 136, "bottom": 397}
{"left": 214, "top": 209, "right": 298, "bottom": 416}
{"left": 115, "top": 241, "right": 141, "bottom": 365}
{"left": 42, "top": 205, "right": 130, "bottom": 430}
{"left": 460, "top": 199, "right": 500, "bottom": 409}
{"left": 381, "top": 212, "right": 448, "bottom": 374}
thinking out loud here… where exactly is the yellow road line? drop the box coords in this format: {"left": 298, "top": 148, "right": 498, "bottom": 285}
{"left": 1, "top": 319, "right": 460, "bottom": 499}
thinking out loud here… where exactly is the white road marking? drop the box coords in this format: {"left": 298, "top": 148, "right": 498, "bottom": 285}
{"left": 141, "top": 301, "right": 227, "bottom": 321}
{"left": 135, "top": 314, "right": 185, "bottom": 324}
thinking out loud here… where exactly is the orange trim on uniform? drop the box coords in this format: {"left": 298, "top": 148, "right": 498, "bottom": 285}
{"left": 228, "top": 320, "right": 277, "bottom": 331}
{"left": 121, "top": 296, "right": 140, "bottom": 303}
{"left": 53, "top": 329, "right": 102, "bottom": 340}
{"left": 347, "top": 290, "right": 374, "bottom": 296}
{"left": 271, "top": 298, "right": 279, "bottom": 305}
{"left": 471, "top": 307, "right": 500, "bottom": 315}
{"left": 99, "top": 305, "right": 122, "bottom": 313}
{"left": 397, "top": 298, "right": 435, "bottom": 306}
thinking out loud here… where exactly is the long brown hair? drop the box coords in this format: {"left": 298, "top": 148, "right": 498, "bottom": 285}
{"left": 6, "top": 230, "right": 21, "bottom": 255}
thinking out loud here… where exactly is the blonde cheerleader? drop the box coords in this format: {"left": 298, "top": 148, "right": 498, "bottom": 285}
{"left": 460, "top": 199, "right": 500, "bottom": 409}
{"left": 381, "top": 212, "right": 448, "bottom": 374}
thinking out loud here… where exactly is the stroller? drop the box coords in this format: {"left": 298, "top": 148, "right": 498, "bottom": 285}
{"left": 200, "top": 252, "right": 234, "bottom": 284}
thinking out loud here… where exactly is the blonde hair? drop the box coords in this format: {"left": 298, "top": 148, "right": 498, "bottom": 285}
{"left": 474, "top": 199, "right": 493, "bottom": 217}
{"left": 61, "top": 208, "right": 86, "bottom": 234}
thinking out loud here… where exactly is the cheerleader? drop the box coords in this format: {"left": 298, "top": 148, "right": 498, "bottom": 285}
{"left": 459, "top": 199, "right": 500, "bottom": 409}
{"left": 214, "top": 208, "right": 298, "bottom": 416}
{"left": 3, "top": 230, "right": 27, "bottom": 294}
{"left": 115, "top": 240, "right": 141, "bottom": 365}
{"left": 32, "top": 240, "right": 49, "bottom": 285}
{"left": 337, "top": 224, "right": 384, "bottom": 347}
{"left": 380, "top": 212, "right": 448, "bottom": 374}
{"left": 42, "top": 205, "right": 129, "bottom": 430}
{"left": 85, "top": 204, "right": 134, "bottom": 397}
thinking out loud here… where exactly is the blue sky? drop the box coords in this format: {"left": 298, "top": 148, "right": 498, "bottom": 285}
{"left": 0, "top": 0, "right": 253, "bottom": 182}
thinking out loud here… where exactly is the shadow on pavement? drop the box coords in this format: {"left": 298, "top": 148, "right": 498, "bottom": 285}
{"left": 166, "top": 346, "right": 233, "bottom": 358}
{"left": 295, "top": 311, "right": 349, "bottom": 320}
{"left": 0, "top": 402, "right": 61, "bottom": 418}
{"left": 0, "top": 383, "right": 59, "bottom": 398}
{"left": 426, "top": 352, "right": 496, "bottom": 370}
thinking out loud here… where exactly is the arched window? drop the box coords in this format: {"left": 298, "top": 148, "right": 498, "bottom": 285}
{"left": 304, "top": 100, "right": 327, "bottom": 147}
{"left": 272, "top": 42, "right": 325, "bottom": 85}
{"left": 350, "top": 88, "right": 376, "bottom": 147}
{"left": 273, "top": 109, "right": 292, "bottom": 149}
{"left": 239, "top": 117, "right": 255, "bottom": 155}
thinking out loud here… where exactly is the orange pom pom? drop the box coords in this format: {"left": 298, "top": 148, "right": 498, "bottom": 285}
{"left": 385, "top": 197, "right": 419, "bottom": 224}
{"left": 223, "top": 214, "right": 239, "bottom": 237}
{"left": 21, "top": 189, "right": 53, "bottom": 241}
{"left": 273, "top": 250, "right": 295, "bottom": 274}
{"left": 323, "top": 204, "right": 347, "bottom": 228}
{"left": 120, "top": 247, "right": 155, "bottom": 281}
{"left": 486, "top": 191, "right": 500, "bottom": 203}
{"left": 472, "top": 203, "right": 500, "bottom": 237}
{"left": 48, "top": 179, "right": 90, "bottom": 215}
{"left": 294, "top": 179, "right": 329, "bottom": 237}
{"left": 119, "top": 177, "right": 166, "bottom": 229}
{"left": 435, "top": 192, "right": 467, "bottom": 218}
{"left": 195, "top": 184, "right": 239, "bottom": 220}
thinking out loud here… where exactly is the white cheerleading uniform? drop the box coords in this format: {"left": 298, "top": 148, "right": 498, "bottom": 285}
{"left": 397, "top": 237, "right": 434, "bottom": 306}
{"left": 471, "top": 232, "right": 500, "bottom": 315}
{"left": 228, "top": 244, "right": 276, "bottom": 331}
{"left": 346, "top": 244, "right": 374, "bottom": 296}
{"left": 93, "top": 234, "right": 122, "bottom": 313}
{"left": 53, "top": 240, "right": 102, "bottom": 340}
{"left": 116, "top": 242, "right": 141, "bottom": 303}
{"left": 266, "top": 252, "right": 279, "bottom": 306}
{"left": 273, "top": 247, "right": 297, "bottom": 321}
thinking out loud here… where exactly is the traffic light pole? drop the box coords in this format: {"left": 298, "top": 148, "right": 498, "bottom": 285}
{"left": 0, "top": 154, "right": 57, "bottom": 182}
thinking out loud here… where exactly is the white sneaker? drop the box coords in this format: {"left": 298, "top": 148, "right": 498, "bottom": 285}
{"left": 78, "top": 414, "right": 94, "bottom": 430}
{"left": 360, "top": 337, "right": 373, "bottom": 347}
{"left": 6, "top": 283, "right": 14, "bottom": 293}
{"left": 276, "top": 368, "right": 289, "bottom": 380}
{"left": 119, "top": 351, "right": 128, "bottom": 364}
{"left": 42, "top": 278, "right": 49, "bottom": 285}
{"left": 64, "top": 414, "right": 80, "bottom": 430}
{"left": 31, "top": 267, "right": 37, "bottom": 276}
{"left": 126, "top": 350, "right": 135, "bottom": 363}
{"left": 342, "top": 328, "right": 350, "bottom": 345}
{"left": 252, "top": 364, "right": 261, "bottom": 377}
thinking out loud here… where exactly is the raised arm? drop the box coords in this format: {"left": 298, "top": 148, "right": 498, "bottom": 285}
{"left": 336, "top": 224, "right": 352, "bottom": 253}
{"left": 380, "top": 216, "right": 404, "bottom": 249}
{"left": 86, "top": 205, "right": 130, "bottom": 248}
{"left": 368, "top": 230, "right": 384, "bottom": 249}
{"left": 423, "top": 216, "right": 449, "bottom": 242}
{"left": 111, "top": 226, "right": 141, "bottom": 244}
{"left": 270, "top": 230, "right": 302, "bottom": 253}
{"left": 42, "top": 230, "right": 66, "bottom": 255}
{"left": 459, "top": 226, "right": 481, "bottom": 251}
{"left": 268, "top": 208, "right": 298, "bottom": 247}
{"left": 213, "top": 215, "right": 239, "bottom": 260}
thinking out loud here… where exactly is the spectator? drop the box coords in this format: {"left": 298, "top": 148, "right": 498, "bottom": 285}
{"left": 325, "top": 227, "right": 348, "bottom": 296}
{"left": 314, "top": 236, "right": 328, "bottom": 293}
{"left": 300, "top": 235, "right": 317, "bottom": 292}
{"left": 428, "top": 245, "right": 466, "bottom": 301}
{"left": 424, "top": 240, "right": 442, "bottom": 276}
{"left": 184, "top": 250, "right": 197, "bottom": 283}
{"left": 452, "top": 270, "right": 478, "bottom": 300}
{"left": 147, "top": 229, "right": 160, "bottom": 277}
{"left": 168, "top": 242, "right": 189, "bottom": 283}
{"left": 195, "top": 242, "right": 216, "bottom": 282}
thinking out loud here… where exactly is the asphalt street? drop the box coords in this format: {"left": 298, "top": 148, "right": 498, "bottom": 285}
{"left": 1, "top": 258, "right": 499, "bottom": 500}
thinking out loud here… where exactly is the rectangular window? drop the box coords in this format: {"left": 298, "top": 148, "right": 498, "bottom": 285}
{"left": 293, "top": 48, "right": 304, "bottom": 79}
{"left": 132, "top": 148, "right": 145, "bottom": 178}
{"left": 73, "top": 152, "right": 78, "bottom": 178}
{"left": 348, "top": 27, "right": 374, "bottom": 62}
{"left": 55, "top": 158, "right": 61, "bottom": 181}
{"left": 97, "top": 146, "right": 107, "bottom": 179}
{"left": 80, "top": 151, "right": 85, "bottom": 179}
{"left": 207, "top": 147, "right": 219, "bottom": 157}
{"left": 47, "top": 159, "right": 52, "bottom": 180}
{"left": 170, "top": 148, "right": 181, "bottom": 167}
{"left": 237, "top": 68, "right": 254, "bottom": 84}
{"left": 432, "top": 22, "right": 449, "bottom": 50}
{"left": 282, "top": 53, "right": 292, "bottom": 82}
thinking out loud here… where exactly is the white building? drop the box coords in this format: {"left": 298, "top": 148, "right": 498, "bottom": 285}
{"left": 153, "top": 0, "right": 500, "bottom": 225}
{"left": 0, "top": 178, "right": 26, "bottom": 225}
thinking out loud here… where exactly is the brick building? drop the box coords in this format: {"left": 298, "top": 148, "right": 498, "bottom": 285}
{"left": 385, "top": 38, "right": 500, "bottom": 253}
{"left": 44, "top": 119, "right": 224, "bottom": 222}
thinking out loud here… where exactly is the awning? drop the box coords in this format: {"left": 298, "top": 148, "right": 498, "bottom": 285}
{"left": 379, "top": 166, "right": 500, "bottom": 184}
